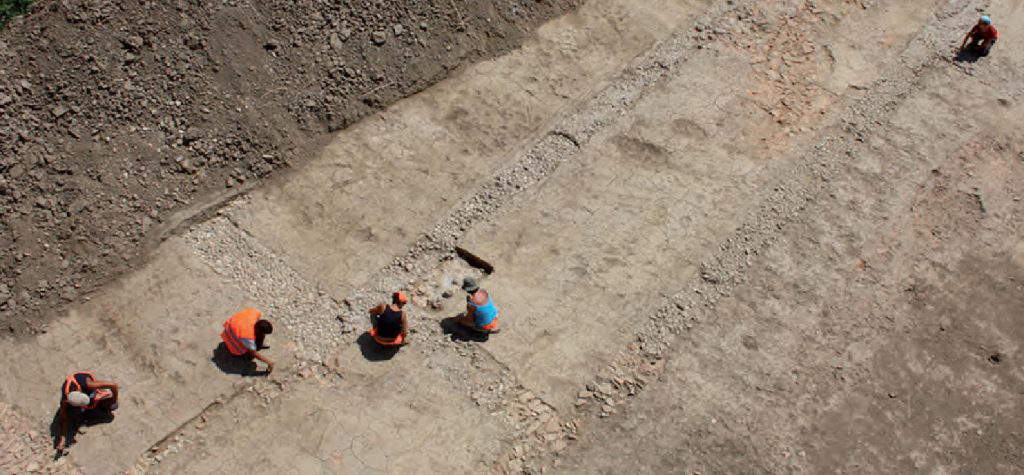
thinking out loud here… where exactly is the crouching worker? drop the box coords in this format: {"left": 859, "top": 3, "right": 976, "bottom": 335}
{"left": 56, "top": 371, "right": 119, "bottom": 452}
{"left": 961, "top": 16, "right": 998, "bottom": 56}
{"left": 221, "top": 307, "right": 274, "bottom": 373}
{"left": 456, "top": 277, "right": 500, "bottom": 333}
{"left": 368, "top": 291, "right": 409, "bottom": 347}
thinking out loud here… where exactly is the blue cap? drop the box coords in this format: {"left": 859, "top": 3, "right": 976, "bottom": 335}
{"left": 981, "top": 16, "right": 992, "bottom": 24}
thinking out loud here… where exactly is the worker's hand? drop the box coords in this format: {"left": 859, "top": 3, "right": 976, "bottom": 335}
{"left": 265, "top": 362, "right": 274, "bottom": 374}
{"left": 55, "top": 436, "right": 65, "bottom": 451}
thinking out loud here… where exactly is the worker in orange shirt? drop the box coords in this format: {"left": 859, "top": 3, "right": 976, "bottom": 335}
{"left": 221, "top": 308, "right": 275, "bottom": 372}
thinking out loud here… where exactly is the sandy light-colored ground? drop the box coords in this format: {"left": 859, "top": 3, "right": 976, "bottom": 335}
{"left": 2, "top": 0, "right": 1023, "bottom": 474}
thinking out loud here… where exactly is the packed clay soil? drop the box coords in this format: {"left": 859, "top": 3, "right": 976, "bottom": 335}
{"left": 0, "top": 0, "right": 580, "bottom": 335}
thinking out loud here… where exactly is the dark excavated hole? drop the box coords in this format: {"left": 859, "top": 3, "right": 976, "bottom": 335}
{"left": 454, "top": 246, "right": 494, "bottom": 275}
{"left": 989, "top": 353, "right": 1002, "bottom": 365}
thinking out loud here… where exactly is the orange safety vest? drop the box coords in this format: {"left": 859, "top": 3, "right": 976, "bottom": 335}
{"left": 369, "top": 326, "right": 404, "bottom": 346}
{"left": 221, "top": 308, "right": 261, "bottom": 356}
{"left": 63, "top": 371, "right": 99, "bottom": 410}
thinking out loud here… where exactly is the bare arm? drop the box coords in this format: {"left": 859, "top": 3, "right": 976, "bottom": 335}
{"left": 252, "top": 350, "right": 274, "bottom": 373}
{"left": 465, "top": 292, "right": 486, "bottom": 317}
{"left": 961, "top": 27, "right": 975, "bottom": 49}
{"left": 87, "top": 380, "right": 119, "bottom": 403}
{"left": 56, "top": 403, "right": 68, "bottom": 450}
{"left": 400, "top": 311, "right": 409, "bottom": 340}
{"left": 368, "top": 304, "right": 385, "bottom": 326}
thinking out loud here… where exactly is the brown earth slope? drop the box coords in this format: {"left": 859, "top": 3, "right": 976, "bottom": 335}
{"left": 0, "top": 0, "right": 580, "bottom": 335}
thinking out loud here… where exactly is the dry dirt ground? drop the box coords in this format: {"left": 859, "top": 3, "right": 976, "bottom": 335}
{"left": 2, "top": 0, "right": 1024, "bottom": 474}
{"left": 0, "top": 0, "right": 580, "bottom": 335}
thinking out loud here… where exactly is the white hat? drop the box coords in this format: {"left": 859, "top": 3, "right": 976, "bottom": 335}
{"left": 67, "top": 391, "right": 90, "bottom": 407}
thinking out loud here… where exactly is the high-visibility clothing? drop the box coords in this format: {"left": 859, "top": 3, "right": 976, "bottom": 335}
{"left": 375, "top": 305, "right": 404, "bottom": 339}
{"left": 221, "top": 308, "right": 261, "bottom": 356}
{"left": 63, "top": 371, "right": 99, "bottom": 410}
{"left": 369, "top": 326, "right": 405, "bottom": 346}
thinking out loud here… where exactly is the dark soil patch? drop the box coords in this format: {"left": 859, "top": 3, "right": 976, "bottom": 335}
{"left": 0, "top": 0, "right": 581, "bottom": 337}
{"left": 0, "top": 0, "right": 31, "bottom": 27}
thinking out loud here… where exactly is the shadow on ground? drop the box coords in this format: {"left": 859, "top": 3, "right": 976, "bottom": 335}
{"left": 356, "top": 332, "right": 400, "bottom": 361}
{"left": 440, "top": 316, "right": 491, "bottom": 343}
{"left": 211, "top": 343, "right": 267, "bottom": 376}
{"left": 954, "top": 47, "right": 984, "bottom": 63}
{"left": 49, "top": 403, "right": 115, "bottom": 452}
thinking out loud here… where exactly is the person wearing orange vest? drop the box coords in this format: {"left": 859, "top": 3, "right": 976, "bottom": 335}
{"left": 55, "top": 371, "right": 119, "bottom": 452}
{"left": 368, "top": 291, "right": 410, "bottom": 347}
{"left": 221, "top": 308, "right": 275, "bottom": 372}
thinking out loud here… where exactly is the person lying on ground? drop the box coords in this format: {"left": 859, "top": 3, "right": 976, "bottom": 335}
{"left": 960, "top": 16, "right": 998, "bottom": 56}
{"left": 55, "top": 371, "right": 119, "bottom": 452}
{"left": 221, "top": 307, "right": 274, "bottom": 372}
{"left": 455, "top": 277, "right": 500, "bottom": 333}
{"left": 368, "top": 291, "right": 410, "bottom": 347}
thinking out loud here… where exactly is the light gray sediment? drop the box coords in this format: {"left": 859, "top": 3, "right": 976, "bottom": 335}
{"left": 144, "top": 1, "right": 989, "bottom": 472}
{"left": 186, "top": 216, "right": 349, "bottom": 362}
{"left": 140, "top": 4, "right": 726, "bottom": 471}
{"left": 526, "top": 0, "right": 990, "bottom": 471}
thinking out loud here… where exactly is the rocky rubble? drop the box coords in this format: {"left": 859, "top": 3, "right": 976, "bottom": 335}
{"left": 0, "top": 0, "right": 580, "bottom": 336}
{"left": 0, "top": 402, "right": 78, "bottom": 474}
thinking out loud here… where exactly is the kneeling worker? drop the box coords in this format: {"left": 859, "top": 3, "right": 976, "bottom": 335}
{"left": 56, "top": 371, "right": 119, "bottom": 452}
{"left": 368, "top": 291, "right": 409, "bottom": 346}
{"left": 961, "top": 16, "right": 998, "bottom": 56}
{"left": 221, "top": 307, "right": 274, "bottom": 372}
{"left": 456, "top": 277, "right": 499, "bottom": 333}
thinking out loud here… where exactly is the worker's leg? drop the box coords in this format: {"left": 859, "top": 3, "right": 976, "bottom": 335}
{"left": 454, "top": 313, "right": 476, "bottom": 328}
{"left": 980, "top": 38, "right": 995, "bottom": 56}
{"left": 64, "top": 411, "right": 83, "bottom": 441}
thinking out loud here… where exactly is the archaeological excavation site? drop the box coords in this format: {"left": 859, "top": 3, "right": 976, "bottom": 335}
{"left": 1, "top": 0, "right": 1022, "bottom": 473}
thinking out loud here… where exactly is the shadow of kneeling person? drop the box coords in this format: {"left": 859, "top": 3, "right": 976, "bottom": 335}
{"left": 357, "top": 332, "right": 400, "bottom": 361}
{"left": 211, "top": 342, "right": 266, "bottom": 376}
{"left": 440, "top": 316, "right": 491, "bottom": 343}
{"left": 954, "top": 47, "right": 984, "bottom": 63}
{"left": 49, "top": 401, "right": 115, "bottom": 454}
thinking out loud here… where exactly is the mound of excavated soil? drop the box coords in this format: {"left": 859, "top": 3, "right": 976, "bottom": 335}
{"left": 0, "top": 0, "right": 580, "bottom": 336}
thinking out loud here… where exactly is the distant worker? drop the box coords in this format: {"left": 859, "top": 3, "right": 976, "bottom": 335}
{"left": 960, "top": 16, "right": 998, "bottom": 56}
{"left": 456, "top": 277, "right": 500, "bottom": 333}
{"left": 55, "top": 371, "right": 119, "bottom": 452}
{"left": 221, "top": 307, "right": 274, "bottom": 372}
{"left": 368, "top": 291, "right": 410, "bottom": 347}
